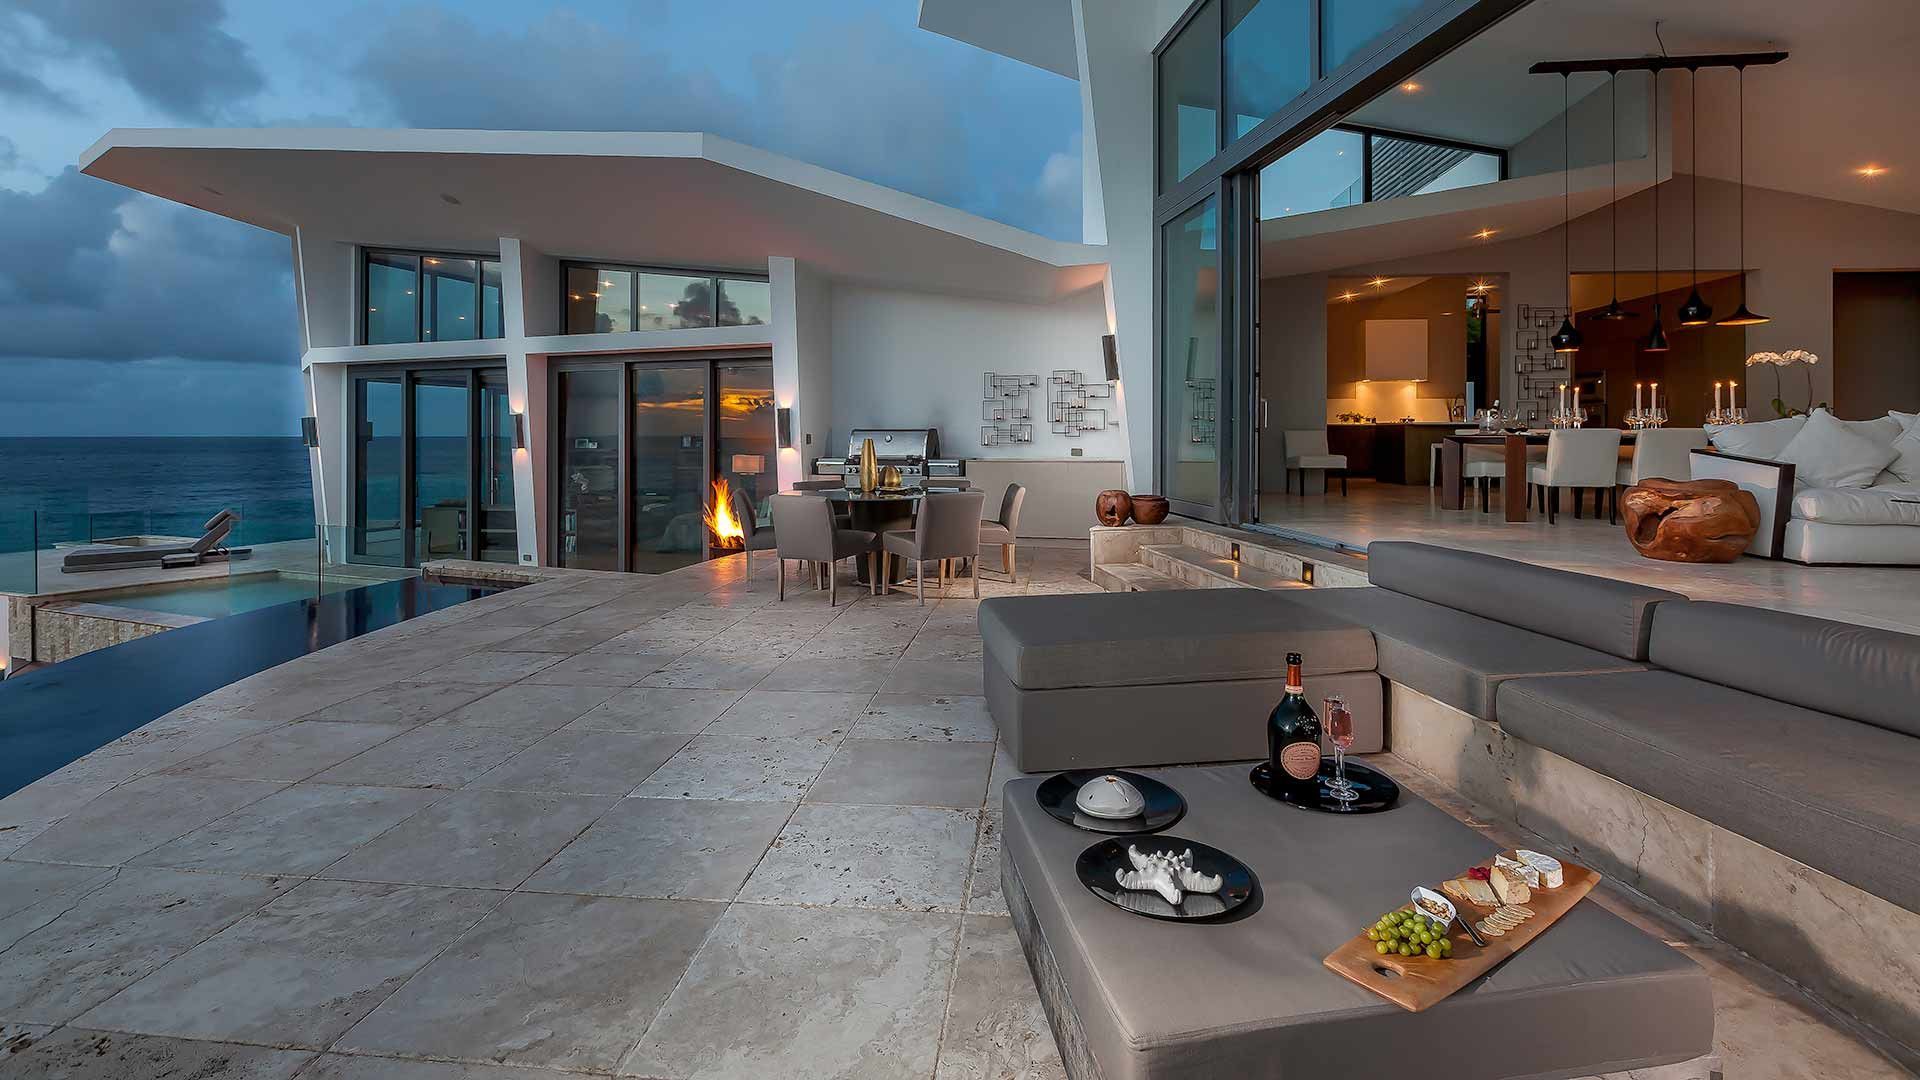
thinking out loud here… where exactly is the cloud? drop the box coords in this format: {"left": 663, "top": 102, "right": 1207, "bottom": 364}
{"left": 0, "top": 55, "right": 80, "bottom": 113}
{"left": 0, "top": 356, "right": 303, "bottom": 436}
{"left": 10, "top": 0, "right": 263, "bottom": 122}
{"left": 0, "top": 168, "right": 297, "bottom": 368}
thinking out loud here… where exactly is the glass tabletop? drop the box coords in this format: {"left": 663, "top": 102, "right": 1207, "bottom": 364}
{"left": 817, "top": 486, "right": 929, "bottom": 503}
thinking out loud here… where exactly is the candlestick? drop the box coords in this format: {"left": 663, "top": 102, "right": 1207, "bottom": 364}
{"left": 1650, "top": 383, "right": 1659, "bottom": 411}
{"left": 1636, "top": 382, "right": 1644, "bottom": 414}
{"left": 1573, "top": 386, "right": 1580, "bottom": 418}
{"left": 1729, "top": 380, "right": 1738, "bottom": 410}
{"left": 1714, "top": 381, "right": 1723, "bottom": 413}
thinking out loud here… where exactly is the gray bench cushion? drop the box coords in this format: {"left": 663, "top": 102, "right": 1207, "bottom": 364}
{"left": 1368, "top": 541, "right": 1684, "bottom": 660}
{"left": 976, "top": 591, "right": 1376, "bottom": 691}
{"left": 1651, "top": 600, "right": 1920, "bottom": 738}
{"left": 1282, "top": 587, "right": 1643, "bottom": 720}
{"left": 1497, "top": 670, "right": 1920, "bottom": 912}
{"left": 1003, "top": 765, "right": 1713, "bottom": 1080}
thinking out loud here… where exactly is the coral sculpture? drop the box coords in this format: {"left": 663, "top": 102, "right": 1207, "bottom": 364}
{"left": 1114, "top": 845, "right": 1223, "bottom": 906}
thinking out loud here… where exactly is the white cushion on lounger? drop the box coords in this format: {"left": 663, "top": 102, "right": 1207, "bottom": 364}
{"left": 1706, "top": 414, "right": 1805, "bottom": 459}
{"left": 1776, "top": 411, "right": 1898, "bottom": 489}
{"left": 1792, "top": 484, "right": 1920, "bottom": 526}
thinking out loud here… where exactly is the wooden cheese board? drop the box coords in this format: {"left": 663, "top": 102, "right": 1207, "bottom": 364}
{"left": 1322, "top": 850, "right": 1601, "bottom": 1012}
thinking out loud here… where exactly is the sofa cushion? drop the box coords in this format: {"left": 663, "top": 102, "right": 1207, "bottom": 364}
{"left": 1496, "top": 670, "right": 1920, "bottom": 912}
{"left": 1776, "top": 410, "right": 1899, "bottom": 488}
{"left": 1650, "top": 600, "right": 1920, "bottom": 738}
{"left": 1281, "top": 586, "right": 1643, "bottom": 720}
{"left": 1792, "top": 483, "right": 1920, "bottom": 525}
{"left": 1364, "top": 541, "right": 1683, "bottom": 659}
{"left": 1706, "top": 413, "right": 1805, "bottom": 459}
{"left": 1003, "top": 765, "right": 1714, "bottom": 1080}
{"left": 1882, "top": 415, "right": 1920, "bottom": 484}
{"left": 976, "top": 590, "right": 1375, "bottom": 691}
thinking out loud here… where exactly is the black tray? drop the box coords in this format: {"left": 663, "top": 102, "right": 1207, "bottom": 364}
{"left": 1075, "top": 835, "right": 1256, "bottom": 921}
{"left": 1035, "top": 770, "right": 1186, "bottom": 834}
{"left": 1249, "top": 758, "right": 1399, "bottom": 814}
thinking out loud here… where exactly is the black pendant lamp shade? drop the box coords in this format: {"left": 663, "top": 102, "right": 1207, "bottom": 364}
{"left": 1717, "top": 65, "right": 1769, "bottom": 325}
{"left": 1677, "top": 67, "right": 1713, "bottom": 326}
{"left": 1554, "top": 73, "right": 1582, "bottom": 353}
{"left": 1644, "top": 69, "right": 1669, "bottom": 353}
{"left": 1597, "top": 71, "right": 1631, "bottom": 319}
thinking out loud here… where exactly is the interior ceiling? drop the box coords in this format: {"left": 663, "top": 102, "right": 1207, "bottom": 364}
{"left": 1350, "top": 0, "right": 1920, "bottom": 215}
{"left": 1325, "top": 275, "right": 1432, "bottom": 302}
{"left": 1568, "top": 269, "right": 1740, "bottom": 311}
{"left": 914, "top": 0, "right": 1078, "bottom": 79}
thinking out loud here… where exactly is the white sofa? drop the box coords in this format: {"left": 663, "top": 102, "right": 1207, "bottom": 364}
{"left": 1690, "top": 409, "right": 1920, "bottom": 565}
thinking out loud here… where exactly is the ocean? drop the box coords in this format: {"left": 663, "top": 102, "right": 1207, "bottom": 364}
{"left": 0, "top": 437, "right": 316, "bottom": 548}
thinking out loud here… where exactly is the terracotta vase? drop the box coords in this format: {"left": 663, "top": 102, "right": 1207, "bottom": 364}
{"left": 1095, "top": 489, "right": 1133, "bottom": 526}
{"left": 1129, "top": 495, "right": 1170, "bottom": 525}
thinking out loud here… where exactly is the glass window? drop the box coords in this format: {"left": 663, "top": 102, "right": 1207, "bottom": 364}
{"left": 1161, "top": 199, "right": 1221, "bottom": 511}
{"left": 421, "top": 257, "right": 478, "bottom": 342}
{"left": 1322, "top": 0, "right": 1423, "bottom": 73}
{"left": 481, "top": 262, "right": 504, "bottom": 338}
{"left": 557, "top": 368, "right": 624, "bottom": 571}
{"left": 1158, "top": 0, "right": 1220, "bottom": 190}
{"left": 1224, "top": 0, "right": 1311, "bottom": 140}
{"left": 716, "top": 362, "right": 776, "bottom": 529}
{"left": 637, "top": 273, "right": 715, "bottom": 330}
{"left": 567, "top": 266, "right": 634, "bottom": 333}
{"left": 1367, "top": 132, "right": 1501, "bottom": 198}
{"left": 718, "top": 278, "right": 772, "bottom": 326}
{"left": 365, "top": 253, "right": 418, "bottom": 346}
{"left": 353, "top": 376, "right": 405, "bottom": 563}
{"left": 477, "top": 369, "right": 517, "bottom": 563}
{"left": 412, "top": 372, "right": 470, "bottom": 558}
{"left": 1258, "top": 127, "right": 1364, "bottom": 219}
{"left": 629, "top": 364, "right": 709, "bottom": 573}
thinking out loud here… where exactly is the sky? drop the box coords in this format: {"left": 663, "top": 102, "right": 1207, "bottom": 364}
{"left": 0, "top": 0, "right": 1082, "bottom": 437}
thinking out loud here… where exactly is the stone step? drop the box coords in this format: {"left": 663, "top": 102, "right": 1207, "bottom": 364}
{"left": 1091, "top": 562, "right": 1187, "bottom": 593}
{"left": 1138, "top": 544, "right": 1308, "bottom": 591}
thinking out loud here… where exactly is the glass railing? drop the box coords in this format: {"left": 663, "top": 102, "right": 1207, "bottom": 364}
{"left": 0, "top": 511, "right": 37, "bottom": 597}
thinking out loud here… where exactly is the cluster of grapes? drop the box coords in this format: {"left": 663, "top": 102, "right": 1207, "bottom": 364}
{"left": 1365, "top": 908, "right": 1453, "bottom": 959}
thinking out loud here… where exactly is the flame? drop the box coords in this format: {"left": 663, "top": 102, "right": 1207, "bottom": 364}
{"left": 705, "top": 478, "right": 746, "bottom": 548}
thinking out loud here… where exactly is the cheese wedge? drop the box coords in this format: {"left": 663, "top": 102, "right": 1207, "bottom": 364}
{"left": 1494, "top": 854, "right": 1540, "bottom": 889}
{"left": 1489, "top": 865, "right": 1532, "bottom": 906}
{"left": 1443, "top": 876, "right": 1497, "bottom": 907}
{"left": 1516, "top": 850, "right": 1565, "bottom": 889}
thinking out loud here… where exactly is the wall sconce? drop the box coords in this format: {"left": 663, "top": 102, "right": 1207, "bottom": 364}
{"left": 777, "top": 407, "right": 794, "bottom": 449}
{"left": 1229, "top": 542, "right": 1241, "bottom": 562}
{"left": 299, "top": 417, "right": 319, "bottom": 449}
{"left": 1101, "top": 334, "right": 1120, "bottom": 383}
{"left": 1301, "top": 562, "right": 1316, "bottom": 585}
{"left": 511, "top": 411, "right": 527, "bottom": 450}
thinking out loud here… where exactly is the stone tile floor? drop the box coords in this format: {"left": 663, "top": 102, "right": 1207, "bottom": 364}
{"left": 0, "top": 539, "right": 1910, "bottom": 1078}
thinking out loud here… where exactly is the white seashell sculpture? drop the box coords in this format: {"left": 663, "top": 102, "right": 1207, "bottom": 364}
{"left": 1113, "top": 844, "right": 1223, "bottom": 906}
{"left": 1075, "top": 774, "right": 1147, "bottom": 820}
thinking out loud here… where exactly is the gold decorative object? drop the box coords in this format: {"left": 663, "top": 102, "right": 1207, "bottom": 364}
{"left": 879, "top": 464, "right": 903, "bottom": 489}
{"left": 858, "top": 438, "right": 880, "bottom": 493}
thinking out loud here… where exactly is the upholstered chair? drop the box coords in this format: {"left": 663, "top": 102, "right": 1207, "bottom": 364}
{"left": 1618, "top": 428, "right": 1710, "bottom": 487}
{"left": 1283, "top": 429, "right": 1349, "bottom": 496}
{"left": 976, "top": 483, "right": 1026, "bottom": 581}
{"left": 1530, "top": 429, "right": 1625, "bottom": 523}
{"left": 730, "top": 486, "right": 779, "bottom": 583}
{"left": 769, "top": 494, "right": 877, "bottom": 605}
{"left": 882, "top": 490, "right": 988, "bottom": 604}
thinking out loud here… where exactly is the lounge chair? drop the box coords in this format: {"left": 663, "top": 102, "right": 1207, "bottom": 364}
{"left": 60, "top": 509, "right": 252, "bottom": 573}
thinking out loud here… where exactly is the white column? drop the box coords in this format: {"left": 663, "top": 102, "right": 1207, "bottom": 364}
{"left": 499, "top": 238, "right": 547, "bottom": 566}
{"left": 769, "top": 257, "right": 835, "bottom": 490}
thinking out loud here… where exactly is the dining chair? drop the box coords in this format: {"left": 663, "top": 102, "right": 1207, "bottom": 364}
{"left": 730, "top": 486, "right": 778, "bottom": 584}
{"left": 881, "top": 490, "right": 987, "bottom": 605}
{"left": 1282, "top": 430, "right": 1348, "bottom": 495}
{"left": 976, "top": 482, "right": 1026, "bottom": 582}
{"left": 768, "top": 493, "right": 877, "bottom": 606}
{"left": 1529, "top": 429, "right": 1625, "bottom": 524}
{"left": 1617, "top": 428, "right": 1710, "bottom": 487}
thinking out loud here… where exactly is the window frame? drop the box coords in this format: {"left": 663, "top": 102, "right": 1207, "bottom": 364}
{"left": 358, "top": 247, "right": 504, "bottom": 346}
{"left": 557, "top": 260, "right": 773, "bottom": 336}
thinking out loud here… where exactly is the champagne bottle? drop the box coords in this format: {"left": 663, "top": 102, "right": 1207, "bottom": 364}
{"left": 1267, "top": 652, "right": 1322, "bottom": 799}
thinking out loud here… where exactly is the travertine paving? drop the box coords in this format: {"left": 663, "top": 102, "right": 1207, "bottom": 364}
{"left": 0, "top": 539, "right": 1909, "bottom": 1078}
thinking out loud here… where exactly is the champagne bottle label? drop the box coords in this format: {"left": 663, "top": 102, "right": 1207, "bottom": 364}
{"left": 1280, "top": 741, "right": 1321, "bottom": 781}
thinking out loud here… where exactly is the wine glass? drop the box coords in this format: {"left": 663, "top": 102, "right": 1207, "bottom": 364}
{"left": 1324, "top": 695, "right": 1357, "bottom": 803}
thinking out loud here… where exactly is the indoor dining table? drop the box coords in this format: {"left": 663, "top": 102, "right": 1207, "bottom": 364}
{"left": 1440, "top": 430, "right": 1638, "bottom": 523}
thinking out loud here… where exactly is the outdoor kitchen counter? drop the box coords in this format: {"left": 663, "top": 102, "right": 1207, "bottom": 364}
{"left": 964, "top": 458, "right": 1128, "bottom": 538}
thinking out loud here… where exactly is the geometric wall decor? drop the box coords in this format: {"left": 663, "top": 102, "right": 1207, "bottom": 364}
{"left": 983, "top": 372, "right": 1038, "bottom": 445}
{"left": 1512, "top": 305, "right": 1570, "bottom": 423}
{"left": 1046, "top": 369, "right": 1112, "bottom": 437}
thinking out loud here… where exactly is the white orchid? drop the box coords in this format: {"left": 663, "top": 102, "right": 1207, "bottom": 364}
{"left": 1745, "top": 349, "right": 1820, "bottom": 367}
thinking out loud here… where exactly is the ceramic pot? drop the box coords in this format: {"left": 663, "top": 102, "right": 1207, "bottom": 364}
{"left": 1095, "top": 489, "right": 1133, "bottom": 526}
{"left": 1129, "top": 495, "right": 1170, "bottom": 525}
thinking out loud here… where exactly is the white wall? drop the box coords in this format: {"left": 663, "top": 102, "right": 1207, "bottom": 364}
{"left": 296, "top": 232, "right": 358, "bottom": 349}
{"left": 828, "top": 282, "right": 1120, "bottom": 462}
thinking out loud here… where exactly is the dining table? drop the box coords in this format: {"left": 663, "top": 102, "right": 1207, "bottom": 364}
{"left": 1440, "top": 430, "right": 1639, "bottom": 523}
{"left": 816, "top": 483, "right": 970, "bottom": 583}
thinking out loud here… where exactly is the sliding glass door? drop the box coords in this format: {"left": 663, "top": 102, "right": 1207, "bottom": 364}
{"left": 551, "top": 354, "right": 774, "bottom": 574}
{"left": 350, "top": 366, "right": 516, "bottom": 568}
{"left": 1162, "top": 198, "right": 1224, "bottom": 517}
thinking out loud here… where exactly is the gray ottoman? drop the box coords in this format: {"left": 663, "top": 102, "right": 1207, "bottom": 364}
{"left": 1002, "top": 764, "right": 1716, "bottom": 1080}
{"left": 979, "top": 590, "right": 1382, "bottom": 772}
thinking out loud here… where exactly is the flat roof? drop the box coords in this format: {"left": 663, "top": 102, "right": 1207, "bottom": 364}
{"left": 81, "top": 129, "right": 1107, "bottom": 302}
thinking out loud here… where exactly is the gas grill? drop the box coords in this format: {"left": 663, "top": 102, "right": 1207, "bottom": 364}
{"left": 813, "top": 427, "right": 964, "bottom": 483}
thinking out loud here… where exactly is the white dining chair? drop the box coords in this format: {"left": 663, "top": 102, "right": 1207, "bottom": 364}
{"left": 1283, "top": 430, "right": 1348, "bottom": 496}
{"left": 1617, "top": 428, "right": 1710, "bottom": 487}
{"left": 1530, "top": 429, "right": 1625, "bottom": 523}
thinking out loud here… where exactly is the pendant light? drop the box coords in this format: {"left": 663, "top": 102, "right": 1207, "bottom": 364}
{"left": 1677, "top": 66, "right": 1714, "bottom": 325}
{"left": 1644, "top": 68, "right": 1670, "bottom": 353}
{"left": 1550, "top": 73, "right": 1584, "bottom": 353}
{"left": 1597, "top": 70, "right": 1631, "bottom": 319}
{"left": 1718, "top": 63, "right": 1769, "bottom": 325}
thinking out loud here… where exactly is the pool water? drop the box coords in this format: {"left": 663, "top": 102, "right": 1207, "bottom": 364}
{"left": 116, "top": 575, "right": 362, "bottom": 618}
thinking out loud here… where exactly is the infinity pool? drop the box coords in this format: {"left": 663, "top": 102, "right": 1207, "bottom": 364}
{"left": 110, "top": 573, "right": 361, "bottom": 618}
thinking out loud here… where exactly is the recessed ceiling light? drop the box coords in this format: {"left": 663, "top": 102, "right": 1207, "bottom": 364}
{"left": 1474, "top": 228, "right": 1496, "bottom": 240}
{"left": 440, "top": 193, "right": 463, "bottom": 205}
{"left": 1857, "top": 164, "right": 1888, "bottom": 178}
{"left": 1338, "top": 291, "right": 1358, "bottom": 302}
{"left": 1400, "top": 81, "right": 1422, "bottom": 93}
{"left": 1368, "top": 276, "right": 1390, "bottom": 288}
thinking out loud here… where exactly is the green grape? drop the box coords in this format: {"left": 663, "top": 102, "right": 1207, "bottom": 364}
{"left": 1376, "top": 941, "right": 1391, "bottom": 955}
